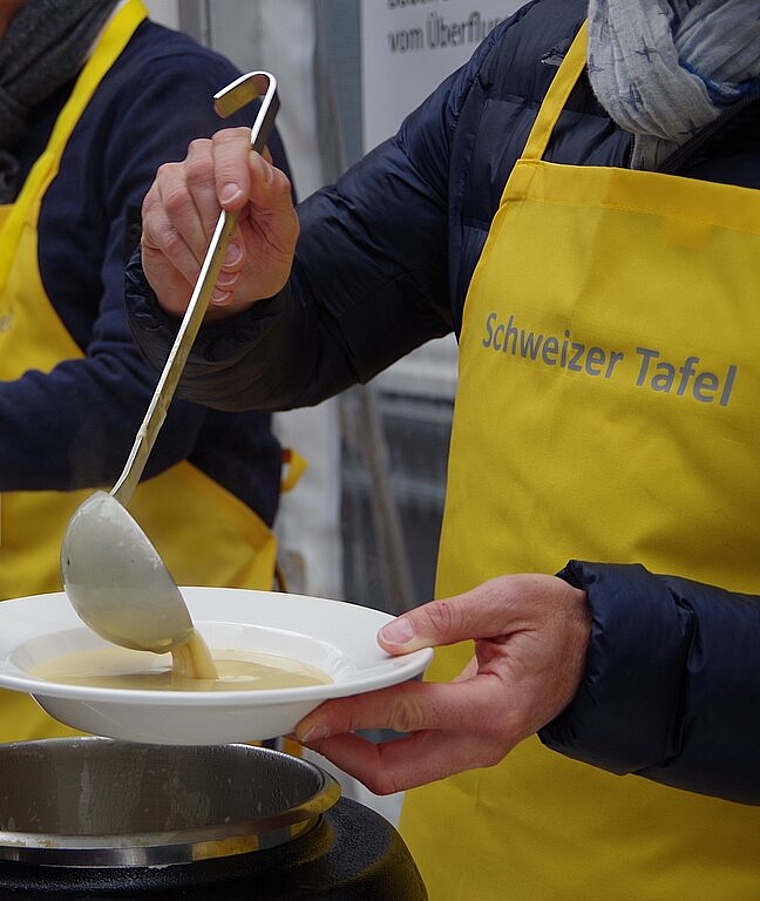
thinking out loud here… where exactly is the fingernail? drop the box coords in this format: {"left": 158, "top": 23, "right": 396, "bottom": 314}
{"left": 251, "top": 152, "right": 274, "bottom": 184}
{"left": 219, "top": 182, "right": 243, "bottom": 204}
{"left": 211, "top": 288, "right": 230, "bottom": 305}
{"left": 222, "top": 242, "right": 242, "bottom": 267}
{"left": 298, "top": 723, "right": 330, "bottom": 743}
{"left": 380, "top": 616, "right": 415, "bottom": 647}
{"left": 216, "top": 271, "right": 237, "bottom": 288}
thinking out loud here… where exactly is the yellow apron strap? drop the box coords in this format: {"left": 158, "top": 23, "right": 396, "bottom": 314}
{"left": 0, "top": 0, "right": 148, "bottom": 292}
{"left": 273, "top": 447, "right": 308, "bottom": 593}
{"left": 50, "top": 0, "right": 148, "bottom": 146}
{"left": 521, "top": 20, "right": 588, "bottom": 162}
{"left": 280, "top": 447, "right": 308, "bottom": 493}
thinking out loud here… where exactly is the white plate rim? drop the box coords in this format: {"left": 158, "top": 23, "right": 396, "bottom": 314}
{"left": 0, "top": 587, "right": 432, "bottom": 709}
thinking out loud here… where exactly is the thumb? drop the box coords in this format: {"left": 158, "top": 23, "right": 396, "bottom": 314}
{"left": 377, "top": 597, "right": 466, "bottom": 655}
{"left": 376, "top": 574, "right": 580, "bottom": 656}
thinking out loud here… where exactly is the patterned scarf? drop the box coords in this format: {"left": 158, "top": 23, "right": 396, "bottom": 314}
{"left": 587, "top": 0, "right": 760, "bottom": 169}
{"left": 0, "top": 0, "right": 120, "bottom": 202}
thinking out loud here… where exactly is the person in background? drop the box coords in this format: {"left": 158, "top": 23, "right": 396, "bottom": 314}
{"left": 0, "top": 0, "right": 293, "bottom": 741}
{"left": 127, "top": 0, "right": 760, "bottom": 898}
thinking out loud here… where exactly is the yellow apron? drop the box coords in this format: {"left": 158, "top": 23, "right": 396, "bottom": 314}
{"left": 0, "top": 0, "right": 280, "bottom": 740}
{"left": 401, "top": 22, "right": 760, "bottom": 901}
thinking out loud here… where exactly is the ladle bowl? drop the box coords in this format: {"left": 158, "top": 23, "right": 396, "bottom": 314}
{"left": 60, "top": 491, "right": 193, "bottom": 653}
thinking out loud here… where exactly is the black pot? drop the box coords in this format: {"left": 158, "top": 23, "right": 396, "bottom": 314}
{"left": 0, "top": 738, "right": 427, "bottom": 899}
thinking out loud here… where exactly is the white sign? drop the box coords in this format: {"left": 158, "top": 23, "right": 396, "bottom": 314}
{"left": 361, "top": 0, "right": 523, "bottom": 151}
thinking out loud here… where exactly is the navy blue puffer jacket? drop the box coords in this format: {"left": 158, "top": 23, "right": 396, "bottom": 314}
{"left": 127, "top": 0, "right": 760, "bottom": 804}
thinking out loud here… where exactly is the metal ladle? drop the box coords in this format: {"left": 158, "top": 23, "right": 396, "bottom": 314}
{"left": 60, "top": 72, "right": 279, "bottom": 653}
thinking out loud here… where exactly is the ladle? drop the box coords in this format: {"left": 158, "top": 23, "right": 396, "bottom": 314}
{"left": 60, "top": 72, "right": 279, "bottom": 653}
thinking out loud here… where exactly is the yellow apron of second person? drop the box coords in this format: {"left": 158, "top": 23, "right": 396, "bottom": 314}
{"left": 0, "top": 0, "right": 285, "bottom": 741}
{"left": 401, "top": 21, "right": 760, "bottom": 901}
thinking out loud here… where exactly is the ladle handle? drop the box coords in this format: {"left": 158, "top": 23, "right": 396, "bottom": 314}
{"left": 112, "top": 73, "right": 278, "bottom": 506}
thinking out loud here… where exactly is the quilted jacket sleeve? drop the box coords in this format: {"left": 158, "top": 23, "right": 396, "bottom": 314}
{"left": 127, "top": 124, "right": 457, "bottom": 411}
{"left": 126, "top": 21, "right": 507, "bottom": 412}
{"left": 540, "top": 560, "right": 760, "bottom": 804}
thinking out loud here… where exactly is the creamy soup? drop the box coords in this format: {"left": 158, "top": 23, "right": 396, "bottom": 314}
{"left": 173, "top": 629, "right": 220, "bottom": 680}
{"left": 33, "top": 639, "right": 332, "bottom": 692}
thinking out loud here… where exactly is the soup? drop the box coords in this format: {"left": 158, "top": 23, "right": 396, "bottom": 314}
{"left": 33, "top": 640, "right": 332, "bottom": 693}
{"left": 173, "top": 629, "right": 219, "bottom": 680}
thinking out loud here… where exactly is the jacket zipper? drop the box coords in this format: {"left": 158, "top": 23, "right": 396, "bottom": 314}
{"left": 656, "top": 94, "right": 760, "bottom": 176}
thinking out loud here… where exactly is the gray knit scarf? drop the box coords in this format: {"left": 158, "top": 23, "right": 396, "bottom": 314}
{"left": 587, "top": 0, "right": 760, "bottom": 169}
{"left": 0, "top": 0, "right": 120, "bottom": 202}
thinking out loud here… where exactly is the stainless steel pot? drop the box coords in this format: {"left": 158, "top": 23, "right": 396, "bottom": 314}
{"left": 0, "top": 738, "right": 427, "bottom": 899}
{"left": 0, "top": 738, "right": 339, "bottom": 866}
